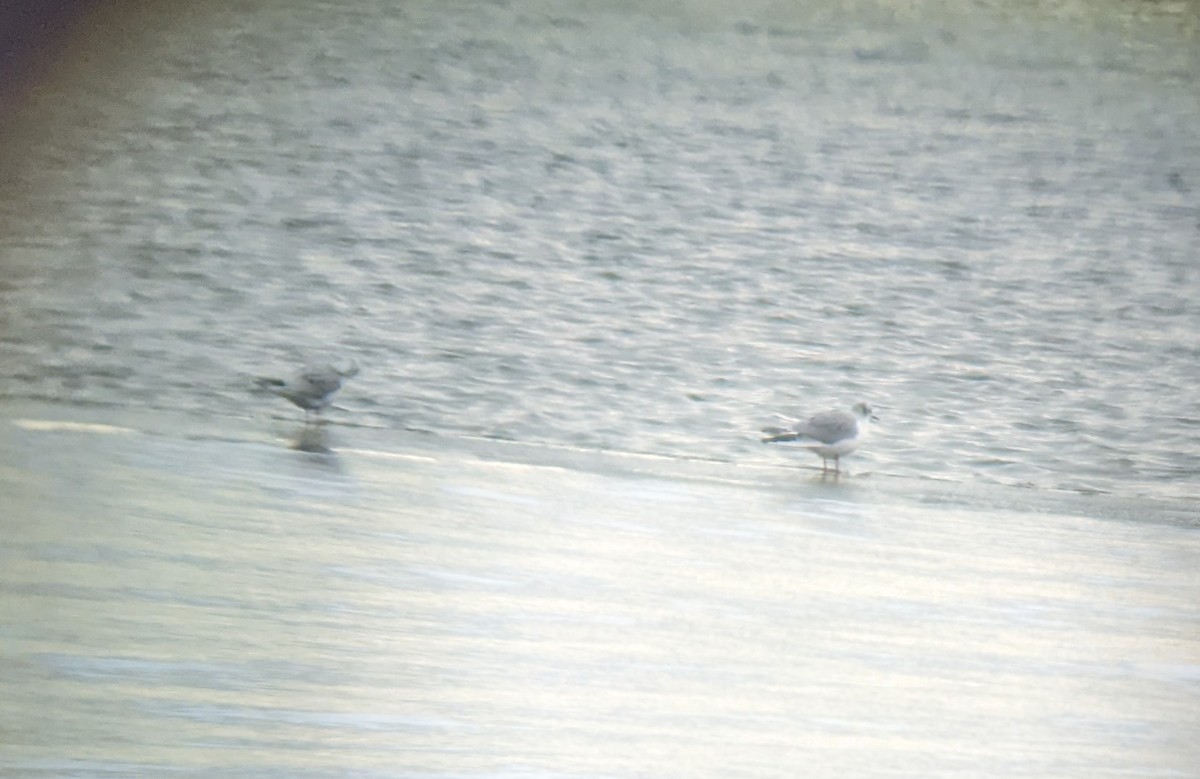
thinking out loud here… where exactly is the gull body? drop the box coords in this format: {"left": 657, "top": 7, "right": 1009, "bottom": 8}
{"left": 256, "top": 362, "right": 358, "bottom": 422}
{"left": 762, "top": 401, "right": 877, "bottom": 473}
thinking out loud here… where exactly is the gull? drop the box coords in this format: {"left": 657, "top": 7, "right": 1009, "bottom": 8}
{"left": 762, "top": 401, "right": 878, "bottom": 474}
{"left": 255, "top": 362, "right": 358, "bottom": 422}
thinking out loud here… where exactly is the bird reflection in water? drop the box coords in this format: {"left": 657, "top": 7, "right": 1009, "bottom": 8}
{"left": 289, "top": 423, "right": 334, "bottom": 454}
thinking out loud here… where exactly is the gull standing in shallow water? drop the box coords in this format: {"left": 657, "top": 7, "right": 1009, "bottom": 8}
{"left": 255, "top": 362, "right": 358, "bottom": 423}
{"left": 762, "top": 401, "right": 878, "bottom": 474}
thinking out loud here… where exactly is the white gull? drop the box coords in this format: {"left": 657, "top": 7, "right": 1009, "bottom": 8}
{"left": 762, "top": 401, "right": 878, "bottom": 474}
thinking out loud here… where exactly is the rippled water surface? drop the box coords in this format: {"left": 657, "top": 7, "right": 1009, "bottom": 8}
{"left": 1, "top": 1, "right": 1200, "bottom": 776}
{"left": 0, "top": 0, "right": 1197, "bottom": 498}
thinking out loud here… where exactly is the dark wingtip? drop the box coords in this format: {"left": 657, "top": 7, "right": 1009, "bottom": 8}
{"left": 761, "top": 426, "right": 793, "bottom": 443}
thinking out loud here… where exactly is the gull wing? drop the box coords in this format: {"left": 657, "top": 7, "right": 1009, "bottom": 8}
{"left": 794, "top": 410, "right": 857, "bottom": 445}
{"left": 295, "top": 366, "right": 345, "bottom": 396}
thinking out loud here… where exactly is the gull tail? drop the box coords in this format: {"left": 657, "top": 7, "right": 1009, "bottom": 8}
{"left": 254, "top": 377, "right": 287, "bottom": 395}
{"left": 761, "top": 427, "right": 801, "bottom": 443}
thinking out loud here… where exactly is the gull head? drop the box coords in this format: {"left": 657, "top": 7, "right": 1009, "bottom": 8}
{"left": 851, "top": 402, "right": 879, "bottom": 422}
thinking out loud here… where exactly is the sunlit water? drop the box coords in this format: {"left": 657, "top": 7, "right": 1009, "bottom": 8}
{"left": 1, "top": 0, "right": 1199, "bottom": 776}
{"left": 2, "top": 411, "right": 1199, "bottom": 778}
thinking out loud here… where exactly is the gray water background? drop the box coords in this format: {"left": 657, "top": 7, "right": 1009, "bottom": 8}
{"left": 0, "top": 0, "right": 1198, "bottom": 500}
{"left": 3, "top": 3, "right": 1200, "bottom": 777}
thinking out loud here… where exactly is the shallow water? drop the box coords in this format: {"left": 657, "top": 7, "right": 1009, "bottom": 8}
{"left": 1, "top": 407, "right": 1199, "bottom": 778}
